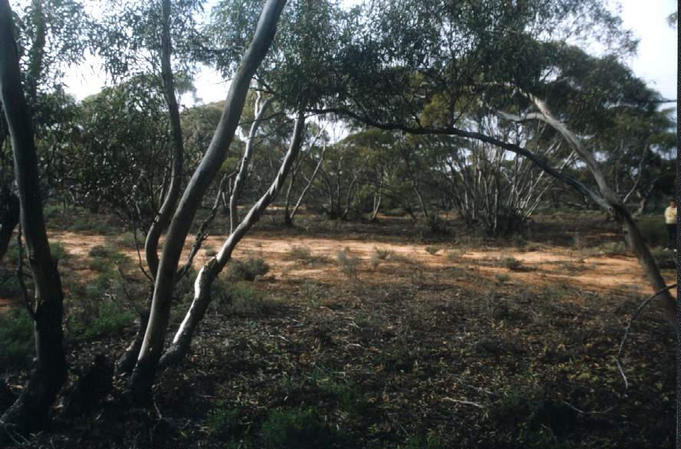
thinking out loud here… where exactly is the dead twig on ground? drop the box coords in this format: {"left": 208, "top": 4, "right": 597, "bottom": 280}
{"left": 615, "top": 283, "right": 677, "bottom": 389}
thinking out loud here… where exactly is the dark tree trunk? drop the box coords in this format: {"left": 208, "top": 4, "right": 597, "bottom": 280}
{"left": 0, "top": 0, "right": 66, "bottom": 434}
{"left": 0, "top": 184, "right": 18, "bottom": 261}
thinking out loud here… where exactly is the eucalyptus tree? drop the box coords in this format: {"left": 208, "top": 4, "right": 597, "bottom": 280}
{"left": 427, "top": 112, "right": 573, "bottom": 236}
{"left": 283, "top": 125, "right": 328, "bottom": 225}
{"left": 95, "top": 0, "right": 208, "bottom": 276}
{"left": 93, "top": 0, "right": 211, "bottom": 375}
{"left": 157, "top": 0, "right": 348, "bottom": 370}
{"left": 0, "top": 0, "right": 89, "bottom": 262}
{"left": 0, "top": 0, "right": 67, "bottom": 435}
{"left": 65, "top": 77, "right": 171, "bottom": 223}
{"left": 128, "top": 0, "right": 288, "bottom": 401}
{"left": 309, "top": 0, "right": 676, "bottom": 315}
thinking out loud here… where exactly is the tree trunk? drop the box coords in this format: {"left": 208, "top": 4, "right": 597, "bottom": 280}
{"left": 290, "top": 145, "right": 325, "bottom": 223}
{"left": 230, "top": 93, "right": 272, "bottom": 232}
{"left": 128, "top": 0, "right": 287, "bottom": 403}
{"left": 0, "top": 184, "right": 18, "bottom": 261}
{"left": 0, "top": 0, "right": 66, "bottom": 434}
{"left": 525, "top": 96, "right": 675, "bottom": 317}
{"left": 119, "top": 0, "right": 184, "bottom": 375}
{"left": 143, "top": 0, "right": 185, "bottom": 279}
{"left": 283, "top": 169, "right": 295, "bottom": 226}
{"left": 160, "top": 110, "right": 306, "bottom": 368}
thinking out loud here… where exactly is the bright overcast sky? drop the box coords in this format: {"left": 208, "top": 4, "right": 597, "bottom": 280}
{"left": 63, "top": 0, "right": 678, "bottom": 107}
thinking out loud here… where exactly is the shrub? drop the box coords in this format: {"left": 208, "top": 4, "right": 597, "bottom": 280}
{"left": 636, "top": 215, "right": 668, "bottom": 248}
{"left": 400, "top": 432, "right": 444, "bottom": 449}
{"left": 227, "top": 257, "right": 270, "bottom": 281}
{"left": 286, "top": 246, "right": 330, "bottom": 266}
{"left": 650, "top": 247, "right": 677, "bottom": 270}
{"left": 0, "top": 307, "right": 34, "bottom": 368}
{"left": 496, "top": 273, "right": 510, "bottom": 284}
{"left": 336, "top": 248, "right": 360, "bottom": 279}
{"left": 501, "top": 257, "right": 523, "bottom": 271}
{"left": 259, "top": 408, "right": 345, "bottom": 449}
{"left": 206, "top": 404, "right": 243, "bottom": 438}
{"left": 424, "top": 245, "right": 442, "bottom": 255}
{"left": 88, "top": 245, "right": 128, "bottom": 272}
{"left": 50, "top": 242, "right": 68, "bottom": 262}
{"left": 0, "top": 272, "right": 23, "bottom": 298}
{"left": 73, "top": 301, "right": 135, "bottom": 340}
{"left": 213, "top": 281, "right": 282, "bottom": 318}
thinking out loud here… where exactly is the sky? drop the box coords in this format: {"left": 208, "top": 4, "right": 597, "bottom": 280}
{"left": 618, "top": 0, "right": 677, "bottom": 101}
{"left": 62, "top": 0, "right": 678, "bottom": 107}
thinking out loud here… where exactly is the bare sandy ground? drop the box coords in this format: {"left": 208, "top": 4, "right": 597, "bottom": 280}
{"left": 1, "top": 228, "right": 674, "bottom": 310}
{"left": 48, "top": 231, "right": 675, "bottom": 297}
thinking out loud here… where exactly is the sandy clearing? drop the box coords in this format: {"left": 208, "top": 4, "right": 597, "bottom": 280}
{"left": 1, "top": 230, "right": 673, "bottom": 309}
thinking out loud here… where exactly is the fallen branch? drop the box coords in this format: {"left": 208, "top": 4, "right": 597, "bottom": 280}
{"left": 615, "top": 283, "right": 677, "bottom": 388}
{"left": 441, "top": 397, "right": 485, "bottom": 410}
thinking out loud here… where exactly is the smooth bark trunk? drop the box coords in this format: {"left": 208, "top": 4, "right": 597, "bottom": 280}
{"left": 0, "top": 0, "right": 66, "bottom": 434}
{"left": 128, "top": 0, "right": 286, "bottom": 403}
{"left": 160, "top": 110, "right": 306, "bottom": 368}
{"left": 290, "top": 145, "right": 325, "bottom": 223}
{"left": 143, "top": 0, "right": 185, "bottom": 279}
{"left": 525, "top": 96, "right": 675, "bottom": 317}
{"left": 230, "top": 94, "right": 272, "bottom": 232}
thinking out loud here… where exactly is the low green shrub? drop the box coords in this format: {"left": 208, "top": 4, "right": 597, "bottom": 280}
{"left": 400, "top": 432, "right": 444, "bottom": 449}
{"left": 650, "top": 247, "right": 677, "bottom": 270}
{"left": 424, "top": 245, "right": 442, "bottom": 255}
{"left": 259, "top": 407, "right": 345, "bottom": 449}
{"left": 286, "top": 246, "right": 330, "bottom": 266}
{"left": 501, "top": 257, "right": 523, "bottom": 271}
{"left": 0, "top": 307, "right": 34, "bottom": 368}
{"left": 213, "top": 281, "right": 281, "bottom": 317}
{"left": 206, "top": 404, "right": 243, "bottom": 438}
{"left": 227, "top": 257, "right": 270, "bottom": 281}
{"left": 336, "top": 248, "right": 360, "bottom": 279}
{"left": 636, "top": 215, "right": 668, "bottom": 248}
{"left": 72, "top": 301, "right": 135, "bottom": 340}
{"left": 88, "top": 245, "right": 128, "bottom": 272}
